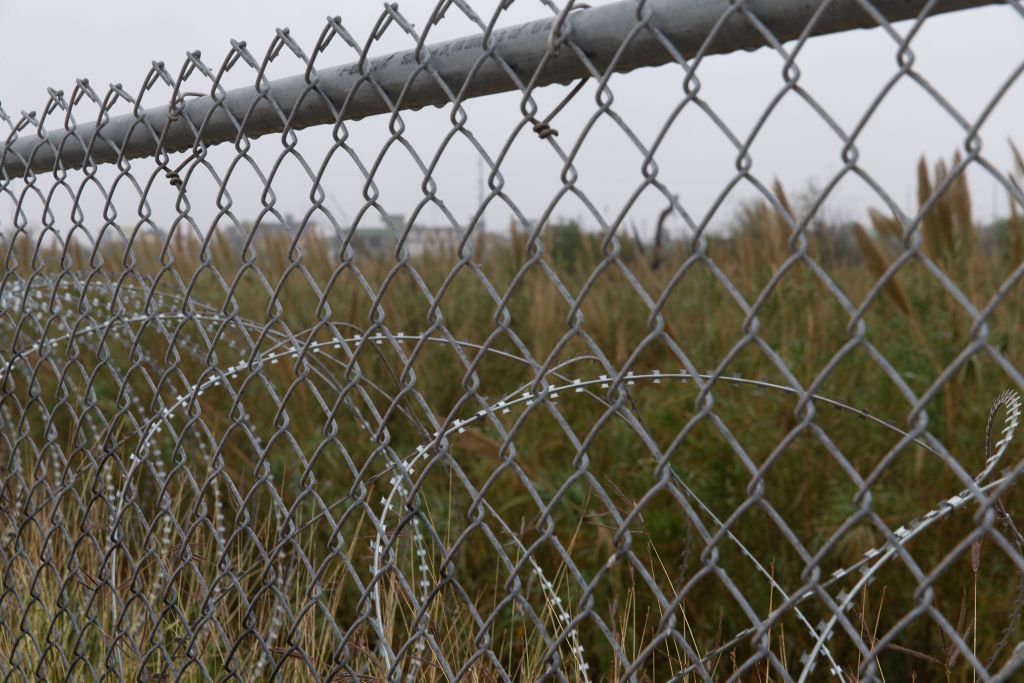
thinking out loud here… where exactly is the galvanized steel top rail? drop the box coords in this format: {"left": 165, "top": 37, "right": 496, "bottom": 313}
{"left": 0, "top": 0, "right": 996, "bottom": 177}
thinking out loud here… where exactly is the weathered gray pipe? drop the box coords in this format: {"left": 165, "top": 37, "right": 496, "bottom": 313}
{"left": 0, "top": 0, "right": 999, "bottom": 178}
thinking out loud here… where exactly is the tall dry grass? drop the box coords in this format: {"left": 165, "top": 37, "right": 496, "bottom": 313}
{"left": 2, "top": 150, "right": 1024, "bottom": 680}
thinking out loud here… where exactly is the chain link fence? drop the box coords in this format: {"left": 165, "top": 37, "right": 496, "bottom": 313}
{"left": 2, "top": 0, "right": 1024, "bottom": 680}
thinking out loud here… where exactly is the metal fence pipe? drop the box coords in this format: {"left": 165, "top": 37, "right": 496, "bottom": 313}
{"left": 0, "top": 0, "right": 998, "bottom": 178}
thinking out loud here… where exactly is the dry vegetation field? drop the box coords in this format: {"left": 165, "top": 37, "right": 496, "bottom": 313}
{"left": 2, "top": 147, "right": 1024, "bottom": 680}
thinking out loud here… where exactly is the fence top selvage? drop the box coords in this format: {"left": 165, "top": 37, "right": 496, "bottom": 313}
{"left": 0, "top": 0, "right": 996, "bottom": 180}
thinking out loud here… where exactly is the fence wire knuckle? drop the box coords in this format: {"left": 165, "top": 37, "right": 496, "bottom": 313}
{"left": 1, "top": 0, "right": 1023, "bottom": 680}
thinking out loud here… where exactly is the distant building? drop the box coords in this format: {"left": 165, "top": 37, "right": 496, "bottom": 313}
{"left": 328, "top": 214, "right": 492, "bottom": 258}
{"left": 234, "top": 214, "right": 308, "bottom": 248}
{"left": 226, "top": 213, "right": 497, "bottom": 260}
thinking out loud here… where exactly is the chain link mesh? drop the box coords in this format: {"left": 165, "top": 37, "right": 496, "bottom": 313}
{"left": 2, "top": 0, "right": 1024, "bottom": 680}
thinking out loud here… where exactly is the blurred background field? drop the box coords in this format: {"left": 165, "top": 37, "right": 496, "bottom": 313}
{"left": 2, "top": 144, "right": 1024, "bottom": 680}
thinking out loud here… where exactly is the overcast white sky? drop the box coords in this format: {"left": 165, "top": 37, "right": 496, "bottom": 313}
{"left": 0, "top": 0, "right": 1022, "bottom": 239}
